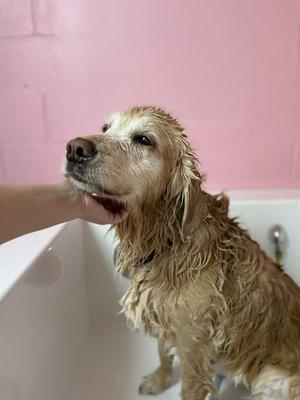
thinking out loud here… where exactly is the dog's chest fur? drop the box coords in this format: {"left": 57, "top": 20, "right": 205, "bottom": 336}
{"left": 119, "top": 255, "right": 217, "bottom": 346}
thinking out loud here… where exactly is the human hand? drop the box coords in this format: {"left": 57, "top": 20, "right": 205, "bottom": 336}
{"left": 58, "top": 180, "right": 131, "bottom": 225}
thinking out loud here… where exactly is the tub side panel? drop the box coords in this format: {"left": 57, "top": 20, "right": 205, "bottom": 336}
{"left": 0, "top": 220, "right": 91, "bottom": 400}
{"left": 82, "top": 222, "right": 129, "bottom": 324}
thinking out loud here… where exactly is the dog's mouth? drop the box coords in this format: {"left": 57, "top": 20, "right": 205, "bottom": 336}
{"left": 66, "top": 172, "right": 126, "bottom": 214}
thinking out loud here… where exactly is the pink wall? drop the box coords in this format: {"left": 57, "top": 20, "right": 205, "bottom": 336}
{"left": 0, "top": 0, "right": 300, "bottom": 189}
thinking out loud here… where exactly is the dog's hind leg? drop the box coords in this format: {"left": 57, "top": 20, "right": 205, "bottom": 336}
{"left": 288, "top": 374, "right": 300, "bottom": 400}
{"left": 139, "top": 338, "right": 174, "bottom": 395}
{"left": 250, "top": 366, "right": 300, "bottom": 400}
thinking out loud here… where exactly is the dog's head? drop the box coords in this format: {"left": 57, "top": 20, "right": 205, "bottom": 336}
{"left": 65, "top": 106, "right": 204, "bottom": 235}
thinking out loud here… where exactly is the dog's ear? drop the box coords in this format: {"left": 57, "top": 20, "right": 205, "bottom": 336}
{"left": 168, "top": 149, "right": 206, "bottom": 239}
{"left": 181, "top": 173, "right": 205, "bottom": 238}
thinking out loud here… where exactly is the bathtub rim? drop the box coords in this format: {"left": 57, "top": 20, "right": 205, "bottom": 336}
{"left": 0, "top": 222, "right": 67, "bottom": 302}
{"left": 0, "top": 188, "right": 300, "bottom": 303}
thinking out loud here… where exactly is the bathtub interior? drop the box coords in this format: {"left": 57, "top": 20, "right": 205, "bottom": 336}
{"left": 0, "top": 198, "right": 299, "bottom": 400}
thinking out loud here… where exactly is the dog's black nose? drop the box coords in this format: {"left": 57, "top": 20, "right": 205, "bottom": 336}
{"left": 66, "top": 138, "right": 97, "bottom": 162}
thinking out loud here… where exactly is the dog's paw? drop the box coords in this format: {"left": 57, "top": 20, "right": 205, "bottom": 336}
{"left": 139, "top": 368, "right": 172, "bottom": 395}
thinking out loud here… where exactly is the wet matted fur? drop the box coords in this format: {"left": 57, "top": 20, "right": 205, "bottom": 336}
{"left": 66, "top": 106, "right": 300, "bottom": 400}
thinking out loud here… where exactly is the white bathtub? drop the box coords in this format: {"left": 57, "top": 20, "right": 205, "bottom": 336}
{"left": 0, "top": 190, "right": 300, "bottom": 400}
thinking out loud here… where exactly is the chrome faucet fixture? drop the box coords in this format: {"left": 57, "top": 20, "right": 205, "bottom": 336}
{"left": 268, "top": 224, "right": 288, "bottom": 267}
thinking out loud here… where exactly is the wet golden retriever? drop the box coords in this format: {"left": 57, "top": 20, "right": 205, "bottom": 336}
{"left": 65, "top": 106, "right": 300, "bottom": 399}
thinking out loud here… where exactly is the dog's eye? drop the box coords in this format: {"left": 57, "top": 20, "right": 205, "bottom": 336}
{"left": 102, "top": 124, "right": 109, "bottom": 133}
{"left": 134, "top": 134, "right": 153, "bottom": 147}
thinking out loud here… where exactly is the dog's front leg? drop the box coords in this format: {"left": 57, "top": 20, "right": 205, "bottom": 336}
{"left": 180, "top": 355, "right": 215, "bottom": 400}
{"left": 139, "top": 338, "right": 174, "bottom": 395}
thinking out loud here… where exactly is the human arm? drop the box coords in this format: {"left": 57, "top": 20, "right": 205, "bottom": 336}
{"left": 0, "top": 180, "right": 130, "bottom": 244}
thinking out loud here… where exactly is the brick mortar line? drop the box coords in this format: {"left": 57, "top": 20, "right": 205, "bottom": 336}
{"left": 0, "top": 142, "right": 53, "bottom": 149}
{"left": 29, "top": 0, "right": 37, "bottom": 35}
{"left": 29, "top": 0, "right": 54, "bottom": 37}
{"left": 0, "top": 33, "right": 55, "bottom": 40}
